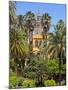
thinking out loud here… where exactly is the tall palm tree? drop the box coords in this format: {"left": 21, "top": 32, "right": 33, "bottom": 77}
{"left": 47, "top": 20, "right": 66, "bottom": 59}
{"left": 41, "top": 13, "right": 51, "bottom": 33}
{"left": 9, "top": 1, "right": 17, "bottom": 75}
{"left": 17, "top": 15, "right": 26, "bottom": 29}
{"left": 25, "top": 11, "right": 35, "bottom": 59}
{"left": 41, "top": 13, "right": 51, "bottom": 59}
{"left": 47, "top": 20, "right": 66, "bottom": 85}
{"left": 9, "top": 2, "right": 28, "bottom": 75}
{"left": 10, "top": 27, "right": 28, "bottom": 74}
{"left": 17, "top": 15, "right": 29, "bottom": 73}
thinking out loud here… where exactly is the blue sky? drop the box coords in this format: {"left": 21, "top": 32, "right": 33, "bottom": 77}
{"left": 16, "top": 2, "right": 66, "bottom": 32}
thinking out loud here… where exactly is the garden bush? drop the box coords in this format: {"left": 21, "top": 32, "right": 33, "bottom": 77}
{"left": 9, "top": 69, "right": 17, "bottom": 88}
{"left": 44, "top": 79, "right": 56, "bottom": 87}
{"left": 47, "top": 59, "right": 59, "bottom": 77}
{"left": 9, "top": 69, "right": 24, "bottom": 89}
{"left": 10, "top": 76, "right": 24, "bottom": 88}
{"left": 9, "top": 75, "right": 17, "bottom": 89}
{"left": 22, "top": 79, "right": 36, "bottom": 88}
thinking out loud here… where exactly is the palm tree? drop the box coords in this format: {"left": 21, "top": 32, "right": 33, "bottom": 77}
{"left": 10, "top": 27, "right": 28, "bottom": 74}
{"left": 9, "top": 1, "right": 17, "bottom": 75}
{"left": 41, "top": 13, "right": 51, "bottom": 33}
{"left": 9, "top": 2, "right": 28, "bottom": 75}
{"left": 17, "top": 15, "right": 26, "bottom": 29}
{"left": 47, "top": 20, "right": 66, "bottom": 85}
{"left": 41, "top": 13, "right": 51, "bottom": 59}
{"left": 25, "top": 11, "right": 36, "bottom": 59}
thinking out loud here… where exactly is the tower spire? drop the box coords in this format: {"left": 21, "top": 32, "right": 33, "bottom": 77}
{"left": 38, "top": 9, "right": 40, "bottom": 16}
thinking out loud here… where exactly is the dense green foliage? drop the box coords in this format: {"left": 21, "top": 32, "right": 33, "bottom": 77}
{"left": 9, "top": 70, "right": 17, "bottom": 88}
{"left": 44, "top": 79, "right": 56, "bottom": 87}
{"left": 22, "top": 79, "right": 35, "bottom": 88}
{"left": 47, "top": 59, "right": 59, "bottom": 77}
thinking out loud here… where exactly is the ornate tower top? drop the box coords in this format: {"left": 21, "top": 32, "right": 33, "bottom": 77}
{"left": 33, "top": 11, "right": 43, "bottom": 34}
{"left": 36, "top": 10, "right": 42, "bottom": 22}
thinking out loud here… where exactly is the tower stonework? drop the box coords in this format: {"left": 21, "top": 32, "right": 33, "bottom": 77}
{"left": 32, "top": 15, "right": 43, "bottom": 54}
{"left": 34, "top": 15, "right": 43, "bottom": 34}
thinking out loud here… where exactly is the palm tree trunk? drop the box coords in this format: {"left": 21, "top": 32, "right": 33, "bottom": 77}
{"left": 44, "top": 32, "right": 47, "bottom": 60}
{"left": 46, "top": 32, "right": 47, "bottom": 60}
{"left": 58, "top": 43, "right": 62, "bottom": 86}
{"left": 29, "top": 29, "right": 33, "bottom": 60}
{"left": 21, "top": 60, "right": 24, "bottom": 76}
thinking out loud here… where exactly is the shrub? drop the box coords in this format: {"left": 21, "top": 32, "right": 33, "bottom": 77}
{"left": 9, "top": 75, "right": 17, "bottom": 89}
{"left": 47, "top": 59, "right": 59, "bottom": 77}
{"left": 9, "top": 69, "right": 17, "bottom": 89}
{"left": 9, "top": 69, "right": 24, "bottom": 89}
{"left": 44, "top": 79, "right": 56, "bottom": 87}
{"left": 22, "top": 79, "right": 36, "bottom": 88}
{"left": 17, "top": 77, "right": 24, "bottom": 88}
{"left": 23, "top": 57, "right": 48, "bottom": 81}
